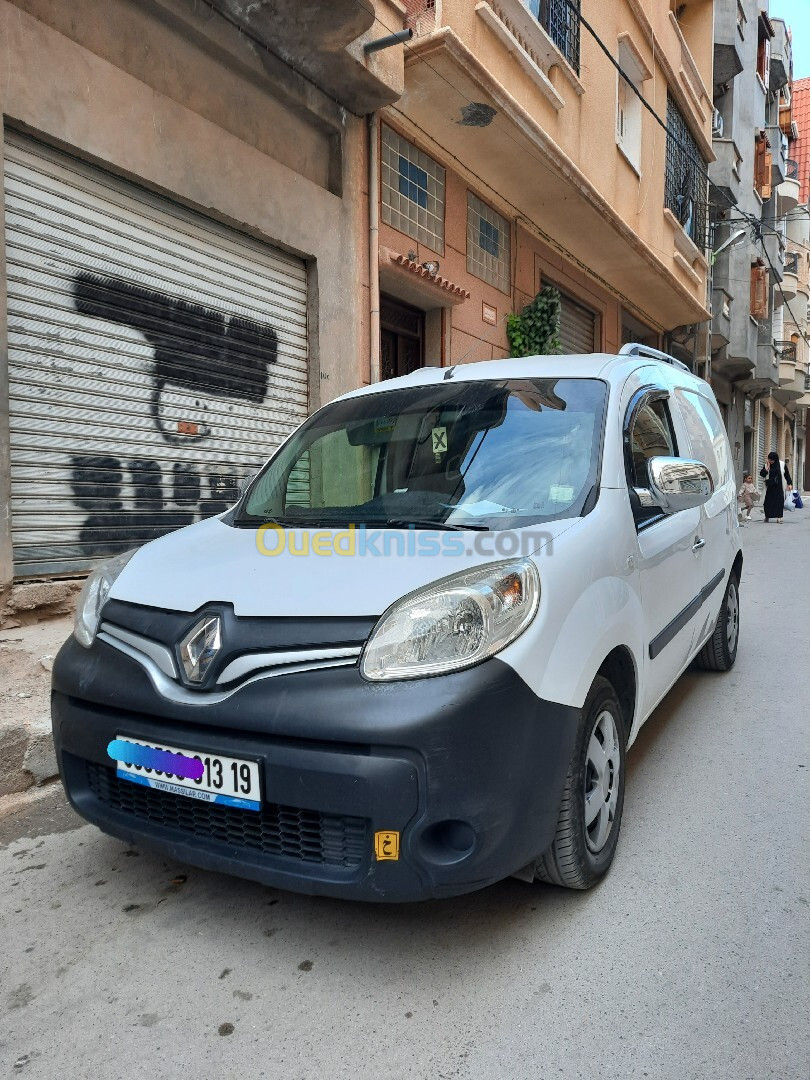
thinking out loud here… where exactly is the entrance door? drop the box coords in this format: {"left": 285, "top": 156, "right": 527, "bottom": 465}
{"left": 380, "top": 295, "right": 425, "bottom": 381}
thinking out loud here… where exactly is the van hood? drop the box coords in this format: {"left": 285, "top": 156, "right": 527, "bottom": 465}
{"left": 108, "top": 515, "right": 578, "bottom": 617}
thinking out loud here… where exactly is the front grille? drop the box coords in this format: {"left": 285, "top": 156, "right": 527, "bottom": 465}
{"left": 87, "top": 762, "right": 367, "bottom": 868}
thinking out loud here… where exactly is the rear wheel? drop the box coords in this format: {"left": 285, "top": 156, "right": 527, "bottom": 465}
{"left": 534, "top": 675, "right": 626, "bottom": 890}
{"left": 694, "top": 574, "right": 739, "bottom": 672}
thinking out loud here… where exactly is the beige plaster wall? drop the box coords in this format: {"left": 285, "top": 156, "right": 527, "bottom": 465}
{"left": 431, "top": 0, "right": 714, "bottom": 321}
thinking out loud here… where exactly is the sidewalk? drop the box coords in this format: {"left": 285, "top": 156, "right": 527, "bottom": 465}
{"left": 0, "top": 615, "right": 72, "bottom": 797}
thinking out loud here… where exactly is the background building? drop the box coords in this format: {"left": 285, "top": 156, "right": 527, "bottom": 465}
{"left": 0, "top": 0, "right": 405, "bottom": 589}
{"left": 709, "top": 2, "right": 805, "bottom": 495}
{"left": 374, "top": 0, "right": 714, "bottom": 379}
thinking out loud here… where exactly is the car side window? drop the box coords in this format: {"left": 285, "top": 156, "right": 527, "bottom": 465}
{"left": 624, "top": 392, "right": 678, "bottom": 527}
{"left": 674, "top": 389, "right": 729, "bottom": 488}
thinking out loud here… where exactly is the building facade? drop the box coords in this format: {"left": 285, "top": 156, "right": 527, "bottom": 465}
{"left": 0, "top": 0, "right": 405, "bottom": 589}
{"left": 373, "top": 0, "right": 715, "bottom": 381}
{"left": 787, "top": 75, "right": 810, "bottom": 491}
{"left": 709, "top": 1, "right": 805, "bottom": 496}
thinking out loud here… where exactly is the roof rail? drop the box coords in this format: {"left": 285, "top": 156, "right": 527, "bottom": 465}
{"left": 619, "top": 343, "right": 691, "bottom": 372}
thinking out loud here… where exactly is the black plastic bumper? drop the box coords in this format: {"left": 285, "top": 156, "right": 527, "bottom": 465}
{"left": 51, "top": 634, "right": 579, "bottom": 901}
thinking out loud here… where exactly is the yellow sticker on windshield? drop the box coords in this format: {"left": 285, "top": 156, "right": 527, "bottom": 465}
{"left": 374, "top": 831, "right": 400, "bottom": 861}
{"left": 431, "top": 427, "right": 447, "bottom": 455}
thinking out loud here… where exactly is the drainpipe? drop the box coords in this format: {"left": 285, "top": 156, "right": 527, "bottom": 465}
{"left": 368, "top": 112, "right": 381, "bottom": 383}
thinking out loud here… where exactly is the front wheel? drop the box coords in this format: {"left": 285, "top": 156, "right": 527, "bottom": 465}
{"left": 534, "top": 675, "right": 626, "bottom": 890}
{"left": 694, "top": 574, "right": 739, "bottom": 672}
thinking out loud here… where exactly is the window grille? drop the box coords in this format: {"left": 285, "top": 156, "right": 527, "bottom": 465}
{"left": 528, "top": 0, "right": 581, "bottom": 74}
{"left": 664, "top": 94, "right": 708, "bottom": 249}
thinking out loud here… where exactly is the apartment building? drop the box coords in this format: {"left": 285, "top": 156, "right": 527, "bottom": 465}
{"left": 709, "top": 2, "right": 801, "bottom": 492}
{"left": 786, "top": 75, "right": 810, "bottom": 490}
{"left": 0, "top": 0, "right": 405, "bottom": 587}
{"left": 372, "top": 0, "right": 715, "bottom": 376}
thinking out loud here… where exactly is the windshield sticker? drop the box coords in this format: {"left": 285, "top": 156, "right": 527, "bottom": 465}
{"left": 431, "top": 427, "right": 448, "bottom": 455}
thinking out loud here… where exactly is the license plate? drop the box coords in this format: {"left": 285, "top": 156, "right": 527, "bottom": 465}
{"left": 114, "top": 736, "right": 262, "bottom": 811}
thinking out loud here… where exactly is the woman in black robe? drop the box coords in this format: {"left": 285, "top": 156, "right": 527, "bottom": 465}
{"left": 760, "top": 451, "right": 785, "bottom": 523}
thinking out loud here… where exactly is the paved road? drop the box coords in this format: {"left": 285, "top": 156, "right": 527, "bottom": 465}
{"left": 1, "top": 511, "right": 808, "bottom": 1080}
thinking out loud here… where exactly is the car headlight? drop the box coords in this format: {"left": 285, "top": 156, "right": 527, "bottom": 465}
{"left": 74, "top": 549, "right": 137, "bottom": 648}
{"left": 360, "top": 559, "right": 540, "bottom": 681}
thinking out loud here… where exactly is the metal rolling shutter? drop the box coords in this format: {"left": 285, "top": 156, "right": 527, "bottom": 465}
{"left": 558, "top": 292, "right": 596, "bottom": 354}
{"left": 756, "top": 403, "right": 766, "bottom": 495}
{"left": 4, "top": 133, "right": 309, "bottom": 577}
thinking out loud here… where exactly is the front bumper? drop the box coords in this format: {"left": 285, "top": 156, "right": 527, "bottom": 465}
{"left": 52, "top": 634, "right": 578, "bottom": 901}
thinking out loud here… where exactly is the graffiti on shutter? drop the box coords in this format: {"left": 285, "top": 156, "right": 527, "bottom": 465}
{"left": 68, "top": 274, "right": 279, "bottom": 553}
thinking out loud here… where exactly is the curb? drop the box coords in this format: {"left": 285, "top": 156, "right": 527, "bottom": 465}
{"left": 0, "top": 714, "right": 59, "bottom": 798}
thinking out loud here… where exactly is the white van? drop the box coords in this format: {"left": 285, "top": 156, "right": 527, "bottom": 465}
{"left": 52, "top": 344, "right": 742, "bottom": 900}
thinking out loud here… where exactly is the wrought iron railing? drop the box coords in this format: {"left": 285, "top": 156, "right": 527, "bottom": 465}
{"left": 528, "top": 0, "right": 581, "bottom": 73}
{"left": 805, "top": 371, "right": 810, "bottom": 391}
{"left": 786, "top": 158, "right": 799, "bottom": 180}
{"left": 775, "top": 340, "right": 798, "bottom": 363}
{"left": 785, "top": 251, "right": 800, "bottom": 276}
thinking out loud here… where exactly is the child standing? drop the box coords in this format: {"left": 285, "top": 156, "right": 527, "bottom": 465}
{"left": 737, "top": 472, "right": 758, "bottom": 523}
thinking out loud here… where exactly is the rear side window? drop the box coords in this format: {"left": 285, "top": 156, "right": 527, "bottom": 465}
{"left": 675, "top": 389, "right": 729, "bottom": 486}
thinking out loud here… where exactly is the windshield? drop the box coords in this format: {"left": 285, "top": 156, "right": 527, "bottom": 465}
{"left": 238, "top": 377, "right": 607, "bottom": 530}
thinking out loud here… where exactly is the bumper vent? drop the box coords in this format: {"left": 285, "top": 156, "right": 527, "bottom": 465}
{"left": 86, "top": 762, "right": 367, "bottom": 868}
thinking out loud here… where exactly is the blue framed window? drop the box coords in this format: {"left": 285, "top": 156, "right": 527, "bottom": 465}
{"left": 398, "top": 156, "right": 428, "bottom": 208}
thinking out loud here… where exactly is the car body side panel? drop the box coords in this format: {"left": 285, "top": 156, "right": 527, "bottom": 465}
{"left": 497, "top": 491, "right": 645, "bottom": 727}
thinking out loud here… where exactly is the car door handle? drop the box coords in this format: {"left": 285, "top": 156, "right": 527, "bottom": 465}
{"left": 692, "top": 537, "right": 706, "bottom": 552}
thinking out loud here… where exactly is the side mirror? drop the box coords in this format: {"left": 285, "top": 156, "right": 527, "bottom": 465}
{"left": 646, "top": 457, "right": 714, "bottom": 513}
{"left": 239, "top": 472, "right": 257, "bottom": 497}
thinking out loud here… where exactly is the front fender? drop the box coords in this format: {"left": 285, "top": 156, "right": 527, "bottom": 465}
{"left": 499, "top": 573, "right": 645, "bottom": 738}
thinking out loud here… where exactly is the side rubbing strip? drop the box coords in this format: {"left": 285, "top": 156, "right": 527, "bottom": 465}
{"left": 648, "top": 569, "right": 726, "bottom": 661}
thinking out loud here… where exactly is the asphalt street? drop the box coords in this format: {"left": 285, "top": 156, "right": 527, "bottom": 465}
{"left": 1, "top": 510, "right": 808, "bottom": 1080}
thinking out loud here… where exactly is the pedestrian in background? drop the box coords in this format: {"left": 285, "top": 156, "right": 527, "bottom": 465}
{"left": 760, "top": 452, "right": 785, "bottom": 524}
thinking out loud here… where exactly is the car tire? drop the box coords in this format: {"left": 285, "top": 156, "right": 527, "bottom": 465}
{"left": 534, "top": 675, "right": 626, "bottom": 890}
{"left": 694, "top": 574, "right": 739, "bottom": 673}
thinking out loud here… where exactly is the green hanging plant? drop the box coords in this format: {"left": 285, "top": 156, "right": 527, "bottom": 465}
{"left": 506, "top": 286, "right": 562, "bottom": 357}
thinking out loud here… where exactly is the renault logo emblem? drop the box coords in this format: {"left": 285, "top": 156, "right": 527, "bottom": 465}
{"left": 179, "top": 615, "right": 222, "bottom": 685}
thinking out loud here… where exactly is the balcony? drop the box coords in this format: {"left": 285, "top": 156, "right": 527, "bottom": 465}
{"left": 711, "top": 287, "right": 732, "bottom": 350}
{"left": 712, "top": 0, "right": 744, "bottom": 91}
{"left": 709, "top": 139, "right": 742, "bottom": 208}
{"left": 776, "top": 339, "right": 797, "bottom": 366}
{"left": 777, "top": 160, "right": 801, "bottom": 217}
{"left": 769, "top": 20, "right": 791, "bottom": 93}
{"left": 205, "top": 0, "right": 405, "bottom": 114}
{"left": 771, "top": 134, "right": 788, "bottom": 188}
{"left": 781, "top": 252, "right": 799, "bottom": 301}
{"left": 787, "top": 210, "right": 810, "bottom": 248}
{"left": 774, "top": 355, "right": 805, "bottom": 403}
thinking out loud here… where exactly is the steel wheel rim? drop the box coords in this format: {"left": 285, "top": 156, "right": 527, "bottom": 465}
{"left": 584, "top": 708, "right": 621, "bottom": 854}
{"left": 726, "top": 582, "right": 739, "bottom": 653}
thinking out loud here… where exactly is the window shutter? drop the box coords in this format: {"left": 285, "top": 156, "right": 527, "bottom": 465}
{"left": 762, "top": 151, "right": 773, "bottom": 200}
{"left": 750, "top": 265, "right": 768, "bottom": 319}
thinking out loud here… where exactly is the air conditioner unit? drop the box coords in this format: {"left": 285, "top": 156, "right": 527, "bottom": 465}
{"left": 712, "top": 108, "right": 724, "bottom": 138}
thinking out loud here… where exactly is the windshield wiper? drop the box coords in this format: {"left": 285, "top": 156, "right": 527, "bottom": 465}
{"left": 383, "top": 518, "right": 490, "bottom": 531}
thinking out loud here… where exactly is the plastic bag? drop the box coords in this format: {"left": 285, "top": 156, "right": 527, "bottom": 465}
{"left": 784, "top": 492, "right": 795, "bottom": 511}
{"left": 792, "top": 491, "right": 803, "bottom": 509}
